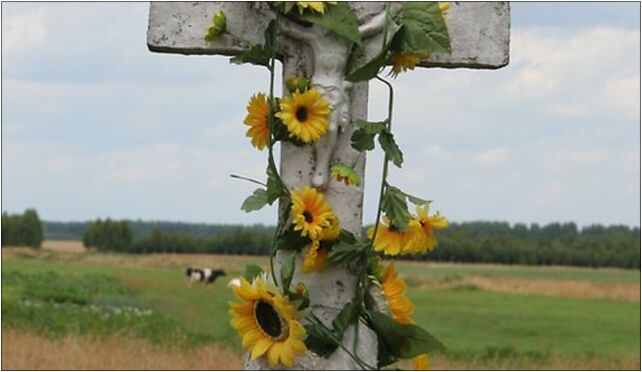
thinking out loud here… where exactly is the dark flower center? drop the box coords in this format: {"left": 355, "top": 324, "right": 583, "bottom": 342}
{"left": 296, "top": 107, "right": 308, "bottom": 122}
{"left": 254, "top": 300, "right": 285, "bottom": 339}
{"left": 303, "top": 211, "right": 314, "bottom": 223}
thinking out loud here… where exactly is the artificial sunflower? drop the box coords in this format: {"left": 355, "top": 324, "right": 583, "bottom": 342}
{"left": 229, "top": 277, "right": 307, "bottom": 367}
{"left": 290, "top": 186, "right": 336, "bottom": 240}
{"left": 330, "top": 164, "right": 361, "bottom": 186}
{"left": 380, "top": 262, "right": 414, "bottom": 325}
{"left": 302, "top": 216, "right": 340, "bottom": 273}
{"left": 276, "top": 89, "right": 330, "bottom": 144}
{"left": 410, "top": 204, "right": 449, "bottom": 254}
{"left": 294, "top": 282, "right": 307, "bottom": 297}
{"left": 439, "top": 2, "right": 450, "bottom": 17}
{"left": 413, "top": 353, "right": 430, "bottom": 370}
{"left": 302, "top": 240, "right": 328, "bottom": 273}
{"left": 367, "top": 218, "right": 413, "bottom": 256}
{"left": 380, "top": 262, "right": 432, "bottom": 369}
{"left": 243, "top": 93, "right": 270, "bottom": 150}
{"left": 285, "top": 76, "right": 311, "bottom": 93}
{"left": 390, "top": 52, "right": 429, "bottom": 78}
{"left": 319, "top": 214, "right": 340, "bottom": 241}
{"left": 294, "top": 1, "right": 336, "bottom": 14}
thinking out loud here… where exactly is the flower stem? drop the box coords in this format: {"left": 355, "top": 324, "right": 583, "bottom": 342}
{"left": 266, "top": 14, "right": 283, "bottom": 287}
{"left": 370, "top": 75, "right": 395, "bottom": 245}
{"left": 309, "top": 315, "right": 376, "bottom": 370}
{"left": 229, "top": 174, "right": 267, "bottom": 187}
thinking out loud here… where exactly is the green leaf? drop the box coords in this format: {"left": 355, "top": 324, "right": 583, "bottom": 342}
{"left": 367, "top": 310, "right": 445, "bottom": 359}
{"left": 346, "top": 16, "right": 402, "bottom": 82}
{"left": 241, "top": 189, "right": 268, "bottom": 212}
{"left": 263, "top": 20, "right": 277, "bottom": 55}
{"left": 285, "top": 76, "right": 312, "bottom": 93}
{"left": 242, "top": 264, "right": 264, "bottom": 281}
{"left": 356, "top": 119, "right": 389, "bottom": 133}
{"left": 305, "top": 324, "right": 337, "bottom": 357}
{"left": 330, "top": 164, "right": 361, "bottom": 186}
{"left": 299, "top": 2, "right": 361, "bottom": 45}
{"left": 204, "top": 11, "right": 227, "bottom": 42}
{"left": 381, "top": 185, "right": 412, "bottom": 231}
{"left": 304, "top": 299, "right": 364, "bottom": 358}
{"left": 376, "top": 340, "right": 398, "bottom": 369}
{"left": 403, "top": 192, "right": 429, "bottom": 206}
{"left": 366, "top": 256, "right": 384, "bottom": 282}
{"left": 332, "top": 299, "right": 362, "bottom": 338}
{"left": 346, "top": 52, "right": 390, "bottom": 82}
{"left": 266, "top": 168, "right": 284, "bottom": 204}
{"left": 351, "top": 128, "right": 377, "bottom": 151}
{"left": 399, "top": 2, "right": 451, "bottom": 53}
{"left": 276, "top": 226, "right": 311, "bottom": 251}
{"left": 229, "top": 20, "right": 277, "bottom": 67}
{"left": 326, "top": 241, "right": 368, "bottom": 267}
{"left": 338, "top": 229, "right": 357, "bottom": 244}
{"left": 351, "top": 120, "right": 388, "bottom": 152}
{"left": 280, "top": 253, "right": 296, "bottom": 290}
{"left": 378, "top": 130, "right": 404, "bottom": 168}
{"left": 230, "top": 44, "right": 271, "bottom": 67}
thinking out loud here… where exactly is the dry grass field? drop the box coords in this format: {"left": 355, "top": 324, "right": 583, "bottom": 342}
{"left": 2, "top": 241, "right": 640, "bottom": 370}
{"left": 2, "top": 329, "right": 243, "bottom": 370}
{"left": 4, "top": 330, "right": 639, "bottom": 371}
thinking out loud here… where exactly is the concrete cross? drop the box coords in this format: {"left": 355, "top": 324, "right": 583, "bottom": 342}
{"left": 147, "top": 2, "right": 510, "bottom": 370}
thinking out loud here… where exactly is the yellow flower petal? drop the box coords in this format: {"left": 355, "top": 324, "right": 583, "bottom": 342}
{"left": 228, "top": 277, "right": 307, "bottom": 367}
{"left": 390, "top": 52, "right": 428, "bottom": 78}
{"left": 250, "top": 338, "right": 272, "bottom": 360}
{"left": 414, "top": 353, "right": 430, "bottom": 370}
{"left": 242, "top": 329, "right": 263, "bottom": 348}
{"left": 380, "top": 262, "right": 415, "bottom": 325}
{"left": 276, "top": 88, "right": 330, "bottom": 144}
{"left": 267, "top": 342, "right": 283, "bottom": 367}
{"left": 290, "top": 186, "right": 336, "bottom": 241}
{"left": 243, "top": 93, "right": 270, "bottom": 150}
{"left": 295, "top": 1, "right": 335, "bottom": 14}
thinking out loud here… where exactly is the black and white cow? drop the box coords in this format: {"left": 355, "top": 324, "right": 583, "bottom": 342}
{"left": 186, "top": 267, "right": 226, "bottom": 287}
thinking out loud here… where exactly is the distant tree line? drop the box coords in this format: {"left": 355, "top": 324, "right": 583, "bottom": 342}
{"left": 2, "top": 209, "right": 43, "bottom": 248}
{"left": 82, "top": 219, "right": 133, "bottom": 252}
{"left": 48, "top": 219, "right": 640, "bottom": 269}
{"left": 78, "top": 220, "right": 273, "bottom": 255}
{"left": 418, "top": 222, "right": 640, "bottom": 269}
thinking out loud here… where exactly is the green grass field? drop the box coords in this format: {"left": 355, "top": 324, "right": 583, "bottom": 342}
{"left": 2, "top": 243, "right": 640, "bottom": 369}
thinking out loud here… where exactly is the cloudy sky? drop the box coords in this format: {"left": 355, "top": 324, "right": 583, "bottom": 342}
{"left": 2, "top": 2, "right": 640, "bottom": 227}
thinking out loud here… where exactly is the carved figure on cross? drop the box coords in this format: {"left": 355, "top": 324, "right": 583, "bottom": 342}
{"left": 253, "top": 3, "right": 401, "bottom": 188}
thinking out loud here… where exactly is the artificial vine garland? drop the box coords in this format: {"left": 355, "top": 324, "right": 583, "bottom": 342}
{"left": 207, "top": 2, "right": 452, "bottom": 370}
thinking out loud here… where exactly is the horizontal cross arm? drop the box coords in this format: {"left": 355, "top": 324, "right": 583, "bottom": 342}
{"left": 147, "top": 2, "right": 510, "bottom": 69}
{"left": 147, "top": 2, "right": 271, "bottom": 56}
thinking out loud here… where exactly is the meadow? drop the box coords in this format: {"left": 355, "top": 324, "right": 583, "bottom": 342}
{"left": 2, "top": 241, "right": 640, "bottom": 370}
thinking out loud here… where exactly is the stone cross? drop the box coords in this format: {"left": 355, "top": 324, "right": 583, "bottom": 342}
{"left": 147, "top": 2, "right": 509, "bottom": 370}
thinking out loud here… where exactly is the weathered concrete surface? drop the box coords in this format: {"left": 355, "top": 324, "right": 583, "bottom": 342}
{"left": 147, "top": 2, "right": 510, "bottom": 69}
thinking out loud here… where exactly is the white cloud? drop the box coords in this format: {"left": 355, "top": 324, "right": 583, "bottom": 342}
{"left": 563, "top": 149, "right": 609, "bottom": 164}
{"left": 475, "top": 148, "right": 510, "bottom": 165}
{"left": 604, "top": 75, "right": 641, "bottom": 119}
{"left": 2, "top": 8, "right": 47, "bottom": 55}
{"left": 546, "top": 102, "right": 590, "bottom": 117}
{"left": 506, "top": 27, "right": 640, "bottom": 121}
